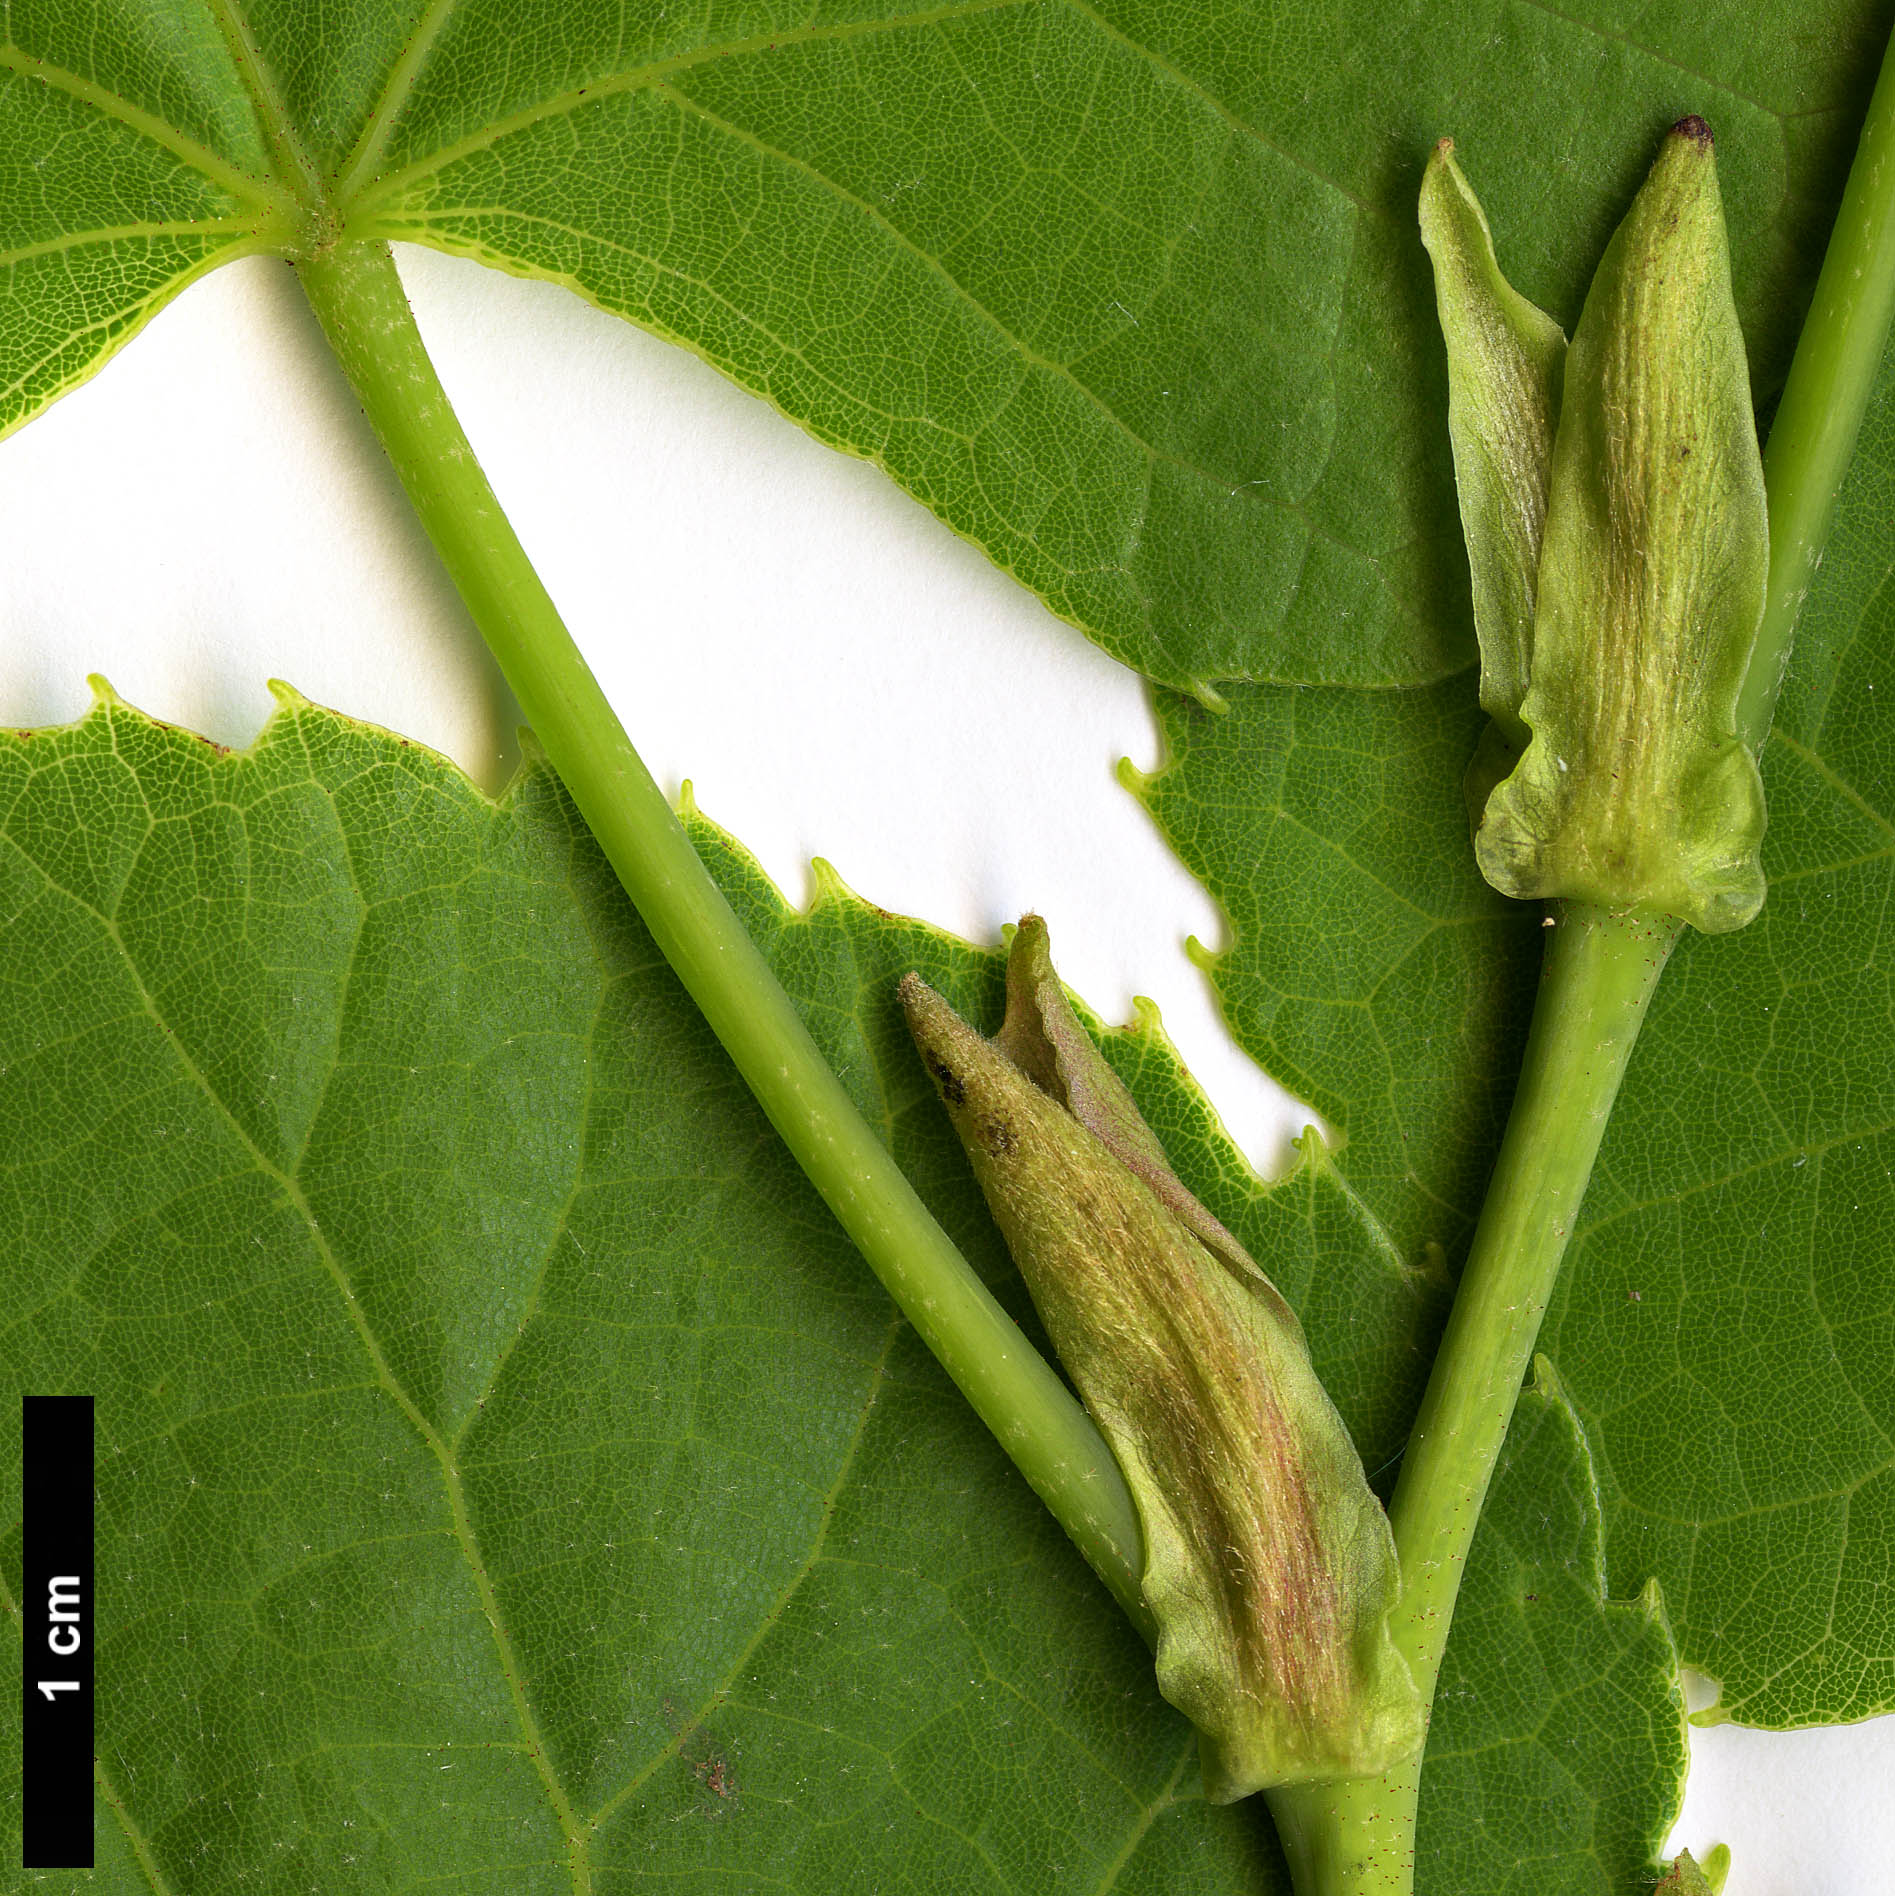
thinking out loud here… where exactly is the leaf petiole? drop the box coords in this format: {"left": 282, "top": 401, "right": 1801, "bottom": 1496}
{"left": 1265, "top": 905, "right": 1678, "bottom": 1893}
{"left": 293, "top": 236, "right": 1152, "bottom": 1633}
{"left": 1744, "top": 22, "right": 1895, "bottom": 747}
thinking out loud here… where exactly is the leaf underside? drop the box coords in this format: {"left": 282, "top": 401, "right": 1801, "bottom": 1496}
{"left": 1, "top": 0, "right": 1890, "bottom": 690}
{"left": 0, "top": 694, "right": 1682, "bottom": 1893}
{"left": 1, "top": 0, "right": 1889, "bottom": 1878}
{"left": 1419, "top": 1366, "right": 1687, "bottom": 1896}
{"left": 1133, "top": 330, "right": 1895, "bottom": 1732}
{"left": 1540, "top": 277, "right": 1895, "bottom": 1732}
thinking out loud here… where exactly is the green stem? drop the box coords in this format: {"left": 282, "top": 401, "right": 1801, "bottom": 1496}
{"left": 1742, "top": 20, "right": 1895, "bottom": 746}
{"left": 294, "top": 237, "right": 1150, "bottom": 1633}
{"left": 1266, "top": 905, "right": 1677, "bottom": 1894}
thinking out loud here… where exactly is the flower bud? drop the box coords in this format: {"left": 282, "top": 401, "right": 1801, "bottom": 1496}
{"left": 901, "top": 919, "right": 1421, "bottom": 1798}
{"left": 1425, "top": 120, "right": 1770, "bottom": 932}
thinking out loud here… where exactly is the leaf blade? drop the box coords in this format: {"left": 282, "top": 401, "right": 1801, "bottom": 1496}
{"left": 5, "top": 1, "right": 1888, "bottom": 681}
{"left": 1540, "top": 308, "right": 1895, "bottom": 1728}
{"left": 0, "top": 692, "right": 1691, "bottom": 1891}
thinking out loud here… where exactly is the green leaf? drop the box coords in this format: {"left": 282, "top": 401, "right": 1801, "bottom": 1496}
{"left": 1, "top": 690, "right": 1682, "bottom": 1891}
{"left": 0, "top": 9, "right": 296, "bottom": 428}
{"left": 1129, "top": 675, "right": 1541, "bottom": 1272}
{"left": 1, "top": 0, "right": 1889, "bottom": 688}
{"left": 0, "top": 688, "right": 1247, "bottom": 1891}
{"left": 1539, "top": 266, "right": 1895, "bottom": 1731}
{"left": 1417, "top": 1362, "right": 1687, "bottom": 1896}
{"left": 1133, "top": 334, "right": 1895, "bottom": 1730}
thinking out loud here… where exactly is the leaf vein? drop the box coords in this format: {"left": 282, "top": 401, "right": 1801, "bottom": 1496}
{"left": 336, "top": 0, "right": 467, "bottom": 197}
{"left": 37, "top": 744, "right": 596, "bottom": 1894}
{"left": 0, "top": 43, "right": 290, "bottom": 214}
{"left": 93, "top": 1752, "right": 180, "bottom": 1896}
{"left": 0, "top": 216, "right": 263, "bottom": 271}
{"left": 651, "top": 80, "right": 1262, "bottom": 498}
{"left": 344, "top": 0, "right": 1028, "bottom": 219}
{"left": 1769, "top": 728, "right": 1895, "bottom": 838}
{"left": 584, "top": 1308, "right": 905, "bottom": 1831}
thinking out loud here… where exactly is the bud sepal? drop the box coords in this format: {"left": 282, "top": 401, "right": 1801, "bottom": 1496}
{"left": 1419, "top": 137, "right": 1566, "bottom": 780}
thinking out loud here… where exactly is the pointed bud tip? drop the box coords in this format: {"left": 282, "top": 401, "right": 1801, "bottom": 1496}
{"left": 899, "top": 972, "right": 961, "bottom": 1045}
{"left": 1010, "top": 912, "right": 1052, "bottom": 975}
{"left": 901, "top": 929, "right": 1425, "bottom": 1789}
{"left": 898, "top": 970, "right": 952, "bottom": 1045}
{"left": 1670, "top": 114, "right": 1713, "bottom": 148}
{"left": 898, "top": 974, "right": 980, "bottom": 1108}
{"left": 1435, "top": 135, "right": 1454, "bottom": 156}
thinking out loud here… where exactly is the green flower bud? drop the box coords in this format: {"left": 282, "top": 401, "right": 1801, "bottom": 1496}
{"left": 901, "top": 920, "right": 1422, "bottom": 1799}
{"left": 1424, "top": 120, "right": 1770, "bottom": 932}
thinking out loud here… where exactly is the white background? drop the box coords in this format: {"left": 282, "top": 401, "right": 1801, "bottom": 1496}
{"left": 4, "top": 246, "right": 1888, "bottom": 1889}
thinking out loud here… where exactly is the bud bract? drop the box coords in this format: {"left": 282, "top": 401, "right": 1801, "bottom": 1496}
{"left": 1419, "top": 137, "right": 1566, "bottom": 791}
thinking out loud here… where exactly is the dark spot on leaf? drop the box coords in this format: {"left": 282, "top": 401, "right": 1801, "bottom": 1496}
{"left": 662, "top": 1698, "right": 739, "bottom": 1812}
{"left": 981, "top": 1116, "right": 1016, "bottom": 1156}
{"left": 927, "top": 1054, "right": 965, "bottom": 1106}
{"left": 693, "top": 1748, "right": 737, "bottom": 1801}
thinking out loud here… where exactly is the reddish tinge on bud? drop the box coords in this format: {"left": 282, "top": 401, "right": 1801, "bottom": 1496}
{"left": 901, "top": 919, "right": 1422, "bottom": 1797}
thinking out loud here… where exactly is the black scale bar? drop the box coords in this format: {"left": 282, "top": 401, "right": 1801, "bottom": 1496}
{"left": 21, "top": 1394, "right": 94, "bottom": 1869}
